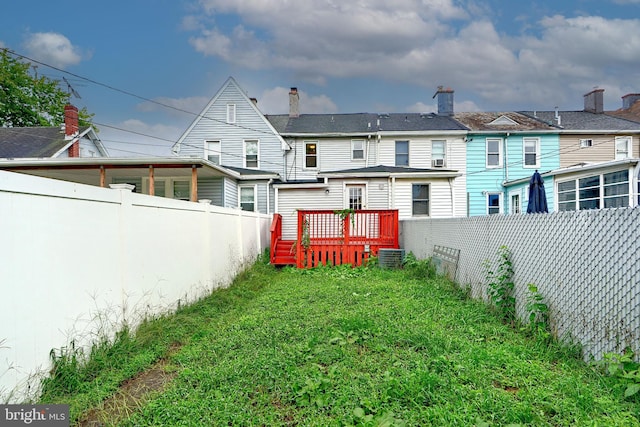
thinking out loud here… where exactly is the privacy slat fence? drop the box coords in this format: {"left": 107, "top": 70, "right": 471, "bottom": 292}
{"left": 401, "top": 209, "right": 640, "bottom": 361}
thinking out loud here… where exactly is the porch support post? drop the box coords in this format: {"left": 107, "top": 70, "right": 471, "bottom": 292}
{"left": 191, "top": 165, "right": 198, "bottom": 202}
{"left": 99, "top": 166, "right": 106, "bottom": 188}
{"left": 148, "top": 165, "right": 155, "bottom": 196}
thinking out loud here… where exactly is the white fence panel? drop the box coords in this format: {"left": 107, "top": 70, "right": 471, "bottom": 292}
{"left": 0, "top": 170, "right": 270, "bottom": 402}
{"left": 401, "top": 210, "right": 640, "bottom": 361}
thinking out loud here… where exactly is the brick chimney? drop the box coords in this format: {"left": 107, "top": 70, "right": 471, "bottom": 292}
{"left": 622, "top": 93, "right": 640, "bottom": 110}
{"left": 64, "top": 104, "right": 80, "bottom": 157}
{"left": 432, "top": 86, "right": 454, "bottom": 116}
{"left": 289, "top": 87, "right": 299, "bottom": 118}
{"left": 583, "top": 89, "right": 604, "bottom": 114}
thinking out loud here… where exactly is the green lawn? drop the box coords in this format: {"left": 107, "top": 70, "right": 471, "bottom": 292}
{"left": 42, "top": 259, "right": 640, "bottom": 426}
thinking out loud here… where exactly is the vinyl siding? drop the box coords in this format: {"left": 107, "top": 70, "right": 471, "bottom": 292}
{"left": 198, "top": 177, "right": 223, "bottom": 206}
{"left": 224, "top": 177, "right": 238, "bottom": 209}
{"left": 393, "top": 178, "right": 459, "bottom": 219}
{"left": 466, "top": 133, "right": 560, "bottom": 216}
{"left": 559, "top": 135, "right": 639, "bottom": 168}
{"left": 277, "top": 187, "right": 340, "bottom": 240}
{"left": 177, "top": 79, "right": 284, "bottom": 175}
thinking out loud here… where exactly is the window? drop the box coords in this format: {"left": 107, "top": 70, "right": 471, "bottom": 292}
{"left": 486, "top": 138, "right": 502, "bottom": 167}
{"left": 615, "top": 136, "right": 631, "bottom": 160}
{"left": 205, "top": 140, "right": 221, "bottom": 164}
{"left": 227, "top": 104, "right": 236, "bottom": 123}
{"left": 557, "top": 180, "right": 576, "bottom": 211}
{"left": 395, "top": 140, "right": 409, "bottom": 166}
{"left": 603, "top": 170, "right": 629, "bottom": 208}
{"left": 557, "top": 169, "right": 630, "bottom": 211}
{"left": 580, "top": 139, "right": 593, "bottom": 148}
{"left": 173, "top": 181, "right": 190, "bottom": 200}
{"left": 240, "top": 186, "right": 256, "bottom": 211}
{"left": 487, "top": 193, "right": 502, "bottom": 215}
{"left": 412, "top": 184, "right": 429, "bottom": 216}
{"left": 305, "top": 142, "right": 317, "bottom": 168}
{"left": 347, "top": 185, "right": 364, "bottom": 210}
{"left": 244, "top": 140, "right": 259, "bottom": 168}
{"left": 523, "top": 138, "right": 540, "bottom": 168}
{"left": 431, "top": 140, "right": 446, "bottom": 167}
{"left": 351, "top": 139, "right": 365, "bottom": 160}
{"left": 510, "top": 192, "right": 521, "bottom": 214}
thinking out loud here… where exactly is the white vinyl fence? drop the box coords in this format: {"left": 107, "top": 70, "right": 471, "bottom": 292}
{"left": 0, "top": 170, "right": 271, "bottom": 402}
{"left": 401, "top": 210, "right": 640, "bottom": 362}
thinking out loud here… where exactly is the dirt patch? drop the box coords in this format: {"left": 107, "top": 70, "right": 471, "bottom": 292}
{"left": 76, "top": 345, "right": 181, "bottom": 426}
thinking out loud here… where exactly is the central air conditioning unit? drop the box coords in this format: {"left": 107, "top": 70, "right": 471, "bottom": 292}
{"left": 432, "top": 158, "right": 445, "bottom": 167}
{"left": 378, "top": 249, "right": 405, "bottom": 269}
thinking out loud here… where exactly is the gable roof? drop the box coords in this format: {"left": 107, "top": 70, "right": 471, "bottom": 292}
{"left": 266, "top": 112, "right": 467, "bottom": 136}
{"left": 454, "top": 112, "right": 557, "bottom": 132}
{"left": 519, "top": 110, "right": 640, "bottom": 131}
{"left": 172, "top": 76, "right": 285, "bottom": 153}
{"left": 0, "top": 126, "right": 107, "bottom": 158}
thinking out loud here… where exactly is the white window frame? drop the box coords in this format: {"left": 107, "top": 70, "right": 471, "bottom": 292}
{"left": 204, "top": 140, "right": 221, "bottom": 164}
{"left": 486, "top": 192, "right": 503, "bottom": 215}
{"left": 227, "top": 104, "right": 236, "bottom": 124}
{"left": 344, "top": 183, "right": 367, "bottom": 210}
{"left": 615, "top": 136, "right": 631, "bottom": 160}
{"left": 523, "top": 137, "right": 540, "bottom": 169}
{"left": 431, "top": 140, "right": 446, "bottom": 167}
{"left": 304, "top": 141, "right": 318, "bottom": 169}
{"left": 351, "top": 139, "right": 365, "bottom": 161}
{"left": 509, "top": 190, "right": 521, "bottom": 214}
{"left": 556, "top": 168, "right": 631, "bottom": 211}
{"left": 486, "top": 138, "right": 502, "bottom": 168}
{"left": 244, "top": 139, "right": 259, "bottom": 168}
{"left": 579, "top": 138, "right": 593, "bottom": 148}
{"left": 239, "top": 185, "right": 257, "bottom": 212}
{"left": 395, "top": 140, "right": 409, "bottom": 167}
{"left": 411, "top": 183, "right": 430, "bottom": 216}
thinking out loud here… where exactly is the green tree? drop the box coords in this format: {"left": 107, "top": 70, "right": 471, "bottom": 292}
{"left": 0, "top": 49, "right": 93, "bottom": 128}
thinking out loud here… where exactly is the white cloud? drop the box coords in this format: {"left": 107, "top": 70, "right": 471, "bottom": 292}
{"left": 23, "top": 32, "right": 83, "bottom": 68}
{"left": 257, "top": 86, "right": 337, "bottom": 114}
{"left": 186, "top": 1, "right": 640, "bottom": 110}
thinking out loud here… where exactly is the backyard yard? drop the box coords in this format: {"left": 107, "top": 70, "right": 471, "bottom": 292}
{"left": 41, "top": 257, "right": 639, "bottom": 426}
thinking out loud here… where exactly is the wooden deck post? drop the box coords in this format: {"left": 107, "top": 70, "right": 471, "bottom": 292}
{"left": 191, "top": 165, "right": 198, "bottom": 202}
{"left": 148, "top": 166, "right": 155, "bottom": 196}
{"left": 99, "top": 166, "right": 105, "bottom": 188}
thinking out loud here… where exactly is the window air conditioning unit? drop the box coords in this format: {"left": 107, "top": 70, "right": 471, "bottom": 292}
{"left": 432, "top": 158, "right": 445, "bottom": 167}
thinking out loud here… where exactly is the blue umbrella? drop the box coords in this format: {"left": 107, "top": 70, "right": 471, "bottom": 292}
{"left": 527, "top": 170, "right": 548, "bottom": 213}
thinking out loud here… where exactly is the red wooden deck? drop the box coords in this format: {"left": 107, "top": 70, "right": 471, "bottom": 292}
{"left": 270, "top": 210, "right": 399, "bottom": 268}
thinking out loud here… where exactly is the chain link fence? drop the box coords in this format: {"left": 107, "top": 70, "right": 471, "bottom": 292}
{"left": 401, "top": 208, "right": 640, "bottom": 361}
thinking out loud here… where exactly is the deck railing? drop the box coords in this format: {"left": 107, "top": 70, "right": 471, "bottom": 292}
{"left": 270, "top": 213, "right": 283, "bottom": 264}
{"left": 296, "top": 209, "right": 399, "bottom": 268}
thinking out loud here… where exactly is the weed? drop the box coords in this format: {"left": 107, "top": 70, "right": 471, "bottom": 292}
{"left": 524, "top": 283, "right": 551, "bottom": 340}
{"left": 402, "top": 252, "right": 436, "bottom": 280}
{"left": 594, "top": 350, "right": 640, "bottom": 399}
{"left": 484, "top": 245, "right": 516, "bottom": 325}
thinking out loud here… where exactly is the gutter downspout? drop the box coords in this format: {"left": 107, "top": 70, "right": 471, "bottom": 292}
{"left": 266, "top": 178, "right": 273, "bottom": 215}
{"left": 391, "top": 176, "right": 396, "bottom": 209}
{"left": 504, "top": 132, "right": 510, "bottom": 212}
{"left": 449, "top": 177, "right": 455, "bottom": 216}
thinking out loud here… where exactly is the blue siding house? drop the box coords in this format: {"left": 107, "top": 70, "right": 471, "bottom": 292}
{"left": 455, "top": 112, "right": 560, "bottom": 215}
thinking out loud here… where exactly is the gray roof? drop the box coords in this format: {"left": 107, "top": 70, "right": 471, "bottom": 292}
{"left": 321, "top": 165, "right": 458, "bottom": 175}
{"left": 454, "top": 112, "right": 557, "bottom": 131}
{"left": 519, "top": 111, "right": 640, "bottom": 131}
{"left": 0, "top": 126, "right": 83, "bottom": 158}
{"left": 266, "top": 113, "right": 467, "bottom": 134}
{"left": 222, "top": 165, "right": 279, "bottom": 177}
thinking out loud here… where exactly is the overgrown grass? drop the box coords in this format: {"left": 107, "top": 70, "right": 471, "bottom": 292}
{"left": 42, "top": 259, "right": 640, "bottom": 426}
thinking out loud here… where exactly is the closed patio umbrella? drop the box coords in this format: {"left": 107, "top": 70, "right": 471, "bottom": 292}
{"left": 527, "top": 170, "right": 548, "bottom": 213}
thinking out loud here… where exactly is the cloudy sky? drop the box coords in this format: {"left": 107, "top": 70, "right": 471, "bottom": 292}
{"left": 2, "top": 0, "right": 640, "bottom": 156}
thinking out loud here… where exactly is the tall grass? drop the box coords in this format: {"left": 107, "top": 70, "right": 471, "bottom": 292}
{"left": 41, "top": 259, "right": 639, "bottom": 426}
